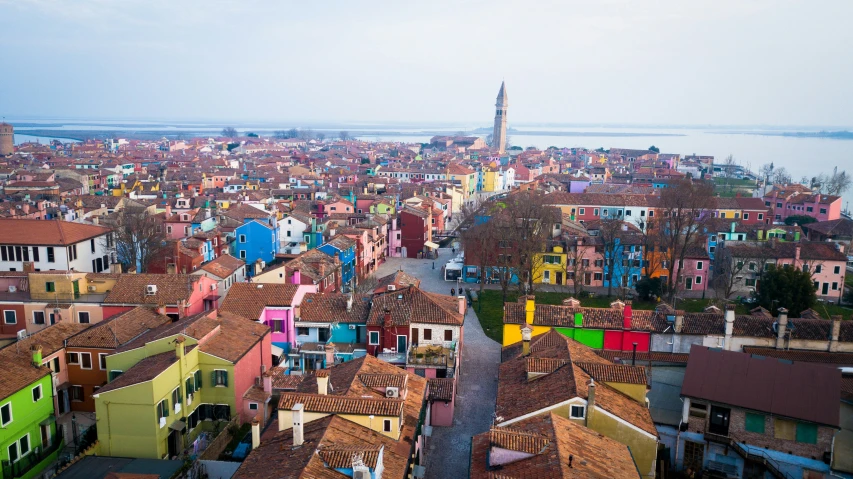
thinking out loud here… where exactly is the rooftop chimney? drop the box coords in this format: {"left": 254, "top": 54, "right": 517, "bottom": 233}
{"left": 251, "top": 418, "right": 261, "bottom": 449}
{"left": 775, "top": 307, "right": 789, "bottom": 350}
{"left": 292, "top": 403, "right": 304, "bottom": 447}
{"left": 263, "top": 370, "right": 272, "bottom": 394}
{"left": 622, "top": 300, "right": 633, "bottom": 330}
{"left": 724, "top": 304, "right": 735, "bottom": 350}
{"left": 674, "top": 311, "right": 684, "bottom": 334}
{"left": 346, "top": 294, "right": 353, "bottom": 312}
{"left": 586, "top": 379, "right": 595, "bottom": 426}
{"left": 521, "top": 324, "right": 533, "bottom": 356}
{"left": 524, "top": 296, "right": 535, "bottom": 324}
{"left": 31, "top": 344, "right": 43, "bottom": 368}
{"left": 383, "top": 309, "right": 393, "bottom": 328}
{"left": 316, "top": 369, "right": 329, "bottom": 395}
{"left": 291, "top": 268, "right": 301, "bottom": 285}
{"left": 175, "top": 336, "right": 186, "bottom": 361}
{"left": 458, "top": 295, "right": 466, "bottom": 316}
{"left": 830, "top": 315, "right": 842, "bottom": 352}
{"left": 324, "top": 344, "right": 335, "bottom": 368}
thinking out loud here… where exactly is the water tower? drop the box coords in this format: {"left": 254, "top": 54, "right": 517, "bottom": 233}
{"left": 0, "top": 123, "right": 13, "bottom": 156}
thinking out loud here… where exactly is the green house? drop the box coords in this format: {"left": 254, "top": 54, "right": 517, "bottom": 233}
{"left": 0, "top": 346, "right": 61, "bottom": 479}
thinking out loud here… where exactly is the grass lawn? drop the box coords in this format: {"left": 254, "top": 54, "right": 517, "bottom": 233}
{"left": 473, "top": 289, "right": 848, "bottom": 343}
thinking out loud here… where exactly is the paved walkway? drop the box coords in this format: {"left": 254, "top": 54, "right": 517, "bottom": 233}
{"left": 375, "top": 249, "right": 500, "bottom": 479}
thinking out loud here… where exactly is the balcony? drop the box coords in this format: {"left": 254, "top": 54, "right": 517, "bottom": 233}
{"left": 407, "top": 344, "right": 456, "bottom": 369}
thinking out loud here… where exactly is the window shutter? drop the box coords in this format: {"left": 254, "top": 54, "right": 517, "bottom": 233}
{"left": 211, "top": 371, "right": 216, "bottom": 386}
{"left": 745, "top": 413, "right": 765, "bottom": 434}
{"left": 196, "top": 370, "right": 202, "bottom": 389}
{"left": 795, "top": 423, "right": 818, "bottom": 444}
{"left": 164, "top": 398, "right": 170, "bottom": 416}
{"left": 224, "top": 371, "right": 229, "bottom": 387}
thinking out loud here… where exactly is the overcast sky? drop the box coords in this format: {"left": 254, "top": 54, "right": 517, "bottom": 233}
{"left": 1, "top": 0, "right": 851, "bottom": 127}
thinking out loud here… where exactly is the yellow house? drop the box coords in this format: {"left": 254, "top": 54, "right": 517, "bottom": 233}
{"left": 533, "top": 245, "right": 567, "bottom": 286}
{"left": 482, "top": 167, "right": 498, "bottom": 192}
{"left": 447, "top": 164, "right": 476, "bottom": 197}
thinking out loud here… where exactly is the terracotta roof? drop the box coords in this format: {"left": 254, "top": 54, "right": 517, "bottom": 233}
{"left": 66, "top": 307, "right": 171, "bottom": 349}
{"left": 279, "top": 393, "right": 403, "bottom": 416}
{"left": 497, "top": 330, "right": 656, "bottom": 436}
{"left": 428, "top": 378, "right": 454, "bottom": 402}
{"left": 219, "top": 283, "right": 299, "bottom": 319}
{"left": 358, "top": 373, "right": 406, "bottom": 389}
{"left": 300, "top": 293, "right": 371, "bottom": 324}
{"left": 575, "top": 362, "right": 647, "bottom": 385}
{"left": 0, "top": 219, "right": 110, "bottom": 246}
{"left": 504, "top": 301, "right": 655, "bottom": 331}
{"left": 374, "top": 269, "right": 421, "bottom": 292}
{"left": 0, "top": 323, "right": 89, "bottom": 401}
{"left": 367, "top": 286, "right": 463, "bottom": 327}
{"left": 113, "top": 311, "right": 218, "bottom": 353}
{"left": 232, "top": 415, "right": 410, "bottom": 479}
{"left": 200, "top": 311, "right": 269, "bottom": 363}
{"left": 470, "top": 413, "right": 641, "bottom": 479}
{"left": 95, "top": 347, "right": 195, "bottom": 395}
{"left": 198, "top": 254, "right": 245, "bottom": 278}
{"left": 103, "top": 274, "right": 201, "bottom": 305}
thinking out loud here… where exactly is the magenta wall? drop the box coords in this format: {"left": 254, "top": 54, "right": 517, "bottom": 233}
{"left": 260, "top": 308, "right": 295, "bottom": 346}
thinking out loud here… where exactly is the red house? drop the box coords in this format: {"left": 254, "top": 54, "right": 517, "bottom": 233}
{"left": 400, "top": 205, "right": 434, "bottom": 258}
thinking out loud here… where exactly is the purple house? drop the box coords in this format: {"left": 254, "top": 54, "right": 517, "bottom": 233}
{"left": 569, "top": 177, "right": 591, "bottom": 193}
{"left": 219, "top": 281, "right": 317, "bottom": 356}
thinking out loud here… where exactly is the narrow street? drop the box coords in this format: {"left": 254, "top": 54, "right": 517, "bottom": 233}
{"left": 375, "top": 249, "right": 500, "bottom": 479}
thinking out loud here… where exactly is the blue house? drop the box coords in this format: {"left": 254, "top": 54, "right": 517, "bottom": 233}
{"left": 602, "top": 237, "right": 644, "bottom": 290}
{"left": 232, "top": 220, "right": 278, "bottom": 274}
{"left": 318, "top": 235, "right": 357, "bottom": 292}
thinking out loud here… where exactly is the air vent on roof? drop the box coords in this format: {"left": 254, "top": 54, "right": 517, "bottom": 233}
{"left": 146, "top": 285, "right": 157, "bottom": 295}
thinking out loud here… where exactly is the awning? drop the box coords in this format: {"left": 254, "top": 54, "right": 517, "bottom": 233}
{"left": 271, "top": 345, "right": 284, "bottom": 358}
{"left": 424, "top": 241, "right": 440, "bottom": 249}
{"left": 170, "top": 420, "right": 186, "bottom": 431}
{"left": 39, "top": 415, "right": 55, "bottom": 427}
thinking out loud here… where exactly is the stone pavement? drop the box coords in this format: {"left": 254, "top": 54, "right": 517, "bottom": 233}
{"left": 375, "top": 249, "right": 500, "bottom": 479}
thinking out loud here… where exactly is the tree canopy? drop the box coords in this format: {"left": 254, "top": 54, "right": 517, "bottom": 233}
{"left": 755, "top": 265, "right": 816, "bottom": 316}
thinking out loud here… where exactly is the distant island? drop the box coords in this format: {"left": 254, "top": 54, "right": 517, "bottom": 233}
{"left": 711, "top": 130, "right": 853, "bottom": 140}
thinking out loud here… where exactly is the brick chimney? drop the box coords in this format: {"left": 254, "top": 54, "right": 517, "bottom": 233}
{"left": 31, "top": 344, "right": 42, "bottom": 368}
{"left": 383, "top": 309, "right": 393, "bottom": 328}
{"left": 457, "top": 295, "right": 466, "bottom": 316}
{"left": 175, "top": 336, "right": 186, "bottom": 360}
{"left": 291, "top": 268, "right": 301, "bottom": 285}
{"left": 263, "top": 370, "right": 272, "bottom": 394}
{"left": 674, "top": 310, "right": 684, "bottom": 334}
{"left": 324, "top": 343, "right": 335, "bottom": 368}
{"left": 830, "top": 315, "right": 842, "bottom": 352}
{"left": 775, "top": 307, "right": 789, "bottom": 349}
{"left": 251, "top": 417, "right": 261, "bottom": 449}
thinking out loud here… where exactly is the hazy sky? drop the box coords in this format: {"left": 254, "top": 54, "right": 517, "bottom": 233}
{"left": 1, "top": 0, "right": 852, "bottom": 126}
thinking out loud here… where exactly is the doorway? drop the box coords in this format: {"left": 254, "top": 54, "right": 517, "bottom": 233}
{"left": 709, "top": 405, "right": 731, "bottom": 436}
{"left": 556, "top": 272, "right": 563, "bottom": 285}
{"left": 397, "top": 335, "right": 407, "bottom": 353}
{"left": 412, "top": 329, "right": 419, "bottom": 347}
{"left": 822, "top": 283, "right": 829, "bottom": 295}
{"left": 167, "top": 429, "right": 181, "bottom": 459}
{"left": 686, "top": 277, "right": 693, "bottom": 290}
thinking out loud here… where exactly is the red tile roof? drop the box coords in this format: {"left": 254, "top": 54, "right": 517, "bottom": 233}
{"left": 0, "top": 218, "right": 110, "bottom": 246}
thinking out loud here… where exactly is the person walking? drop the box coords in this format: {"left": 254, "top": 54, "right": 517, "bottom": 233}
{"left": 451, "top": 288, "right": 455, "bottom": 296}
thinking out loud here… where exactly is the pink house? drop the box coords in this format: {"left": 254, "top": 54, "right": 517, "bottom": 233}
{"left": 101, "top": 274, "right": 219, "bottom": 320}
{"left": 428, "top": 378, "right": 455, "bottom": 426}
{"left": 388, "top": 217, "right": 403, "bottom": 257}
{"left": 763, "top": 186, "right": 842, "bottom": 223}
{"left": 219, "top": 279, "right": 316, "bottom": 354}
{"left": 668, "top": 245, "right": 711, "bottom": 293}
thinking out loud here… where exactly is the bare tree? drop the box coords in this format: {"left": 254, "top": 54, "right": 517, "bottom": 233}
{"left": 564, "top": 236, "right": 591, "bottom": 296}
{"left": 298, "top": 129, "right": 316, "bottom": 140}
{"left": 722, "top": 154, "right": 736, "bottom": 191}
{"left": 316, "top": 132, "right": 326, "bottom": 142}
{"left": 462, "top": 219, "right": 500, "bottom": 300}
{"left": 339, "top": 131, "right": 351, "bottom": 141}
{"left": 596, "top": 217, "right": 627, "bottom": 297}
{"left": 771, "top": 167, "right": 792, "bottom": 185}
{"left": 815, "top": 167, "right": 852, "bottom": 196}
{"left": 353, "top": 275, "right": 379, "bottom": 294}
{"left": 658, "top": 179, "right": 715, "bottom": 302}
{"left": 102, "top": 207, "right": 169, "bottom": 273}
{"left": 221, "top": 127, "right": 238, "bottom": 138}
{"left": 503, "top": 191, "right": 561, "bottom": 294}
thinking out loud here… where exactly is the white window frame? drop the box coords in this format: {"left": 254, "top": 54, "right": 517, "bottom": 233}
{"left": 3, "top": 310, "right": 16, "bottom": 324}
{"left": 1, "top": 402, "right": 12, "bottom": 426}
{"left": 32, "top": 385, "right": 42, "bottom": 403}
{"left": 80, "top": 352, "right": 93, "bottom": 370}
{"left": 214, "top": 369, "right": 228, "bottom": 387}
{"left": 696, "top": 261, "right": 703, "bottom": 271}
{"left": 368, "top": 331, "right": 380, "bottom": 345}
{"left": 18, "top": 433, "right": 30, "bottom": 458}
{"left": 239, "top": 250, "right": 246, "bottom": 259}
{"left": 249, "top": 402, "right": 259, "bottom": 411}
{"left": 78, "top": 311, "right": 91, "bottom": 324}
{"left": 569, "top": 405, "right": 586, "bottom": 419}
{"left": 383, "top": 419, "right": 392, "bottom": 432}
{"left": 239, "top": 234, "right": 247, "bottom": 243}
{"left": 67, "top": 352, "right": 80, "bottom": 365}
{"left": 99, "top": 353, "right": 108, "bottom": 370}
{"left": 695, "top": 276, "right": 702, "bottom": 285}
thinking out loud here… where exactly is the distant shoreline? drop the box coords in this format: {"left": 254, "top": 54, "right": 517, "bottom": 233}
{"left": 708, "top": 130, "right": 853, "bottom": 140}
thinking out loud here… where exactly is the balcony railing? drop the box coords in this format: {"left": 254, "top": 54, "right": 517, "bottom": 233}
{"left": 407, "top": 344, "right": 456, "bottom": 368}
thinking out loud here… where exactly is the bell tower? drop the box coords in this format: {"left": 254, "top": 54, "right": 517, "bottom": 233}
{"left": 492, "top": 82, "right": 508, "bottom": 154}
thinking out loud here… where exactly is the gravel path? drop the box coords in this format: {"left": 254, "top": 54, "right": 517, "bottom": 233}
{"left": 376, "top": 250, "right": 500, "bottom": 479}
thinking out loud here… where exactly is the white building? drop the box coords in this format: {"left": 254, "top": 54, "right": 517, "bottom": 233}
{"left": 191, "top": 254, "right": 247, "bottom": 300}
{"left": 0, "top": 219, "right": 114, "bottom": 273}
{"left": 280, "top": 214, "right": 310, "bottom": 254}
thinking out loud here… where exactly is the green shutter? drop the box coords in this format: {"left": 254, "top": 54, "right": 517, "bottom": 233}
{"left": 745, "top": 413, "right": 765, "bottom": 433}
{"left": 211, "top": 371, "right": 216, "bottom": 386}
{"left": 195, "top": 370, "right": 202, "bottom": 389}
{"left": 795, "top": 423, "right": 818, "bottom": 444}
{"left": 223, "top": 371, "right": 229, "bottom": 387}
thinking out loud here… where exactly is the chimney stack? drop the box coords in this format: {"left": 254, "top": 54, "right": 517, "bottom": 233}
{"left": 622, "top": 300, "right": 633, "bottom": 330}
{"left": 724, "top": 304, "right": 735, "bottom": 350}
{"left": 31, "top": 344, "right": 43, "bottom": 368}
{"left": 324, "top": 343, "right": 335, "bottom": 368}
{"left": 524, "top": 296, "right": 535, "bottom": 324}
{"left": 383, "top": 309, "right": 393, "bottom": 328}
{"left": 674, "top": 311, "right": 684, "bottom": 334}
{"left": 175, "top": 336, "right": 186, "bottom": 361}
{"left": 775, "top": 307, "right": 789, "bottom": 350}
{"left": 251, "top": 418, "right": 261, "bottom": 449}
{"left": 263, "top": 369, "right": 273, "bottom": 394}
{"left": 346, "top": 294, "right": 353, "bottom": 312}
{"left": 458, "top": 295, "right": 466, "bottom": 316}
{"left": 292, "top": 403, "right": 304, "bottom": 447}
{"left": 316, "top": 369, "right": 329, "bottom": 395}
{"left": 830, "top": 315, "right": 841, "bottom": 352}
{"left": 291, "top": 269, "right": 301, "bottom": 285}
{"left": 521, "top": 324, "right": 533, "bottom": 356}
{"left": 585, "top": 379, "right": 595, "bottom": 426}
